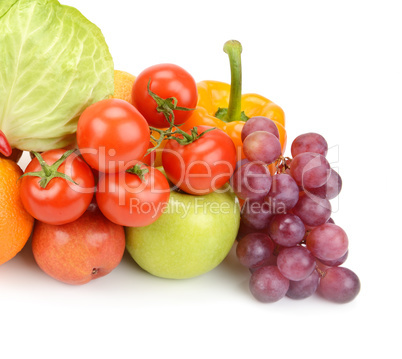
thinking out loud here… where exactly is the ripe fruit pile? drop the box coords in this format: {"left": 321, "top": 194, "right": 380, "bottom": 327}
{"left": 0, "top": 34, "right": 360, "bottom": 304}
{"left": 233, "top": 121, "right": 360, "bottom": 303}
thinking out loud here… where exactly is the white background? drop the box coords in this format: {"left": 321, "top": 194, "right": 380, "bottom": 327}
{"left": 2, "top": 0, "right": 401, "bottom": 358}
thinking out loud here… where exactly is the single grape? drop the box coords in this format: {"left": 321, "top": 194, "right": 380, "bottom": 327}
{"left": 277, "top": 246, "right": 316, "bottom": 281}
{"left": 264, "top": 173, "right": 299, "bottom": 214}
{"left": 318, "top": 250, "right": 348, "bottom": 267}
{"left": 249, "top": 253, "right": 278, "bottom": 272}
{"left": 241, "top": 116, "right": 280, "bottom": 142}
{"left": 305, "top": 217, "right": 334, "bottom": 232}
{"left": 249, "top": 265, "right": 290, "bottom": 303}
{"left": 292, "top": 192, "right": 332, "bottom": 227}
{"left": 289, "top": 152, "right": 331, "bottom": 189}
{"left": 234, "top": 158, "right": 250, "bottom": 172}
{"left": 306, "top": 168, "right": 342, "bottom": 200}
{"left": 236, "top": 233, "right": 275, "bottom": 269}
{"left": 243, "top": 131, "right": 282, "bottom": 165}
{"left": 318, "top": 267, "right": 360, "bottom": 303}
{"left": 306, "top": 223, "right": 349, "bottom": 261}
{"left": 231, "top": 161, "right": 272, "bottom": 201}
{"left": 241, "top": 199, "right": 274, "bottom": 230}
{"left": 268, "top": 213, "right": 305, "bottom": 247}
{"left": 249, "top": 248, "right": 279, "bottom": 273}
{"left": 236, "top": 220, "right": 268, "bottom": 241}
{"left": 291, "top": 132, "right": 328, "bottom": 157}
{"left": 323, "top": 168, "right": 342, "bottom": 199}
{"left": 286, "top": 270, "right": 320, "bottom": 300}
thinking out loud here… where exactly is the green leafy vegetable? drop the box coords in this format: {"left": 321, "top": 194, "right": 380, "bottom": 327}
{"left": 0, "top": 0, "right": 114, "bottom": 151}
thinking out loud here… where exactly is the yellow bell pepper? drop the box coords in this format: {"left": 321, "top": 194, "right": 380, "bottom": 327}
{"left": 180, "top": 40, "right": 286, "bottom": 162}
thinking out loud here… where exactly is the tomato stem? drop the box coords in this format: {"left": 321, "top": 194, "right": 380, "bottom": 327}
{"left": 0, "top": 130, "right": 12, "bottom": 157}
{"left": 126, "top": 163, "right": 149, "bottom": 181}
{"left": 19, "top": 149, "right": 78, "bottom": 189}
{"left": 147, "top": 79, "right": 194, "bottom": 127}
{"left": 146, "top": 79, "right": 213, "bottom": 152}
{"left": 147, "top": 124, "right": 216, "bottom": 154}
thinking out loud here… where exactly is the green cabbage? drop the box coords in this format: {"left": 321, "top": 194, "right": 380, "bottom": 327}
{"left": 0, "top": 0, "right": 114, "bottom": 151}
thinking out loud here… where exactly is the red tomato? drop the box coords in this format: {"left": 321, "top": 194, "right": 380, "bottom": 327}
{"left": 76, "top": 98, "right": 150, "bottom": 173}
{"left": 162, "top": 126, "right": 237, "bottom": 195}
{"left": 132, "top": 63, "right": 197, "bottom": 128}
{"left": 96, "top": 164, "right": 170, "bottom": 227}
{"left": 20, "top": 149, "right": 95, "bottom": 225}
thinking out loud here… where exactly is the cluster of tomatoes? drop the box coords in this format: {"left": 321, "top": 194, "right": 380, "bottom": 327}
{"left": 19, "top": 64, "right": 237, "bottom": 229}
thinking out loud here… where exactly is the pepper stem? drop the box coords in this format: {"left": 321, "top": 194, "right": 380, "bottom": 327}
{"left": 0, "top": 130, "right": 12, "bottom": 157}
{"left": 215, "top": 40, "right": 248, "bottom": 123}
{"left": 224, "top": 40, "right": 243, "bottom": 122}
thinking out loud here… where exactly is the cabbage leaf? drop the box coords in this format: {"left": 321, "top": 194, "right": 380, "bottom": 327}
{"left": 0, "top": 0, "right": 114, "bottom": 151}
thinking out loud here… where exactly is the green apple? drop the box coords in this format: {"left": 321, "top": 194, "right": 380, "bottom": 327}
{"left": 125, "top": 184, "right": 240, "bottom": 279}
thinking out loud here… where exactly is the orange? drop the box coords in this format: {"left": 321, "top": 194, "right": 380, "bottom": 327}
{"left": 111, "top": 69, "right": 136, "bottom": 104}
{"left": 0, "top": 158, "right": 34, "bottom": 265}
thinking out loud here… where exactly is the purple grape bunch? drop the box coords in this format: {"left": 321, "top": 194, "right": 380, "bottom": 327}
{"left": 233, "top": 117, "right": 360, "bottom": 304}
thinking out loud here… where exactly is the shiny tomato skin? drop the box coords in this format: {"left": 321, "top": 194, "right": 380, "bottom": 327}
{"left": 96, "top": 165, "right": 170, "bottom": 227}
{"left": 76, "top": 98, "right": 150, "bottom": 173}
{"left": 20, "top": 149, "right": 95, "bottom": 225}
{"left": 132, "top": 63, "right": 197, "bottom": 128}
{"left": 162, "top": 126, "right": 237, "bottom": 195}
